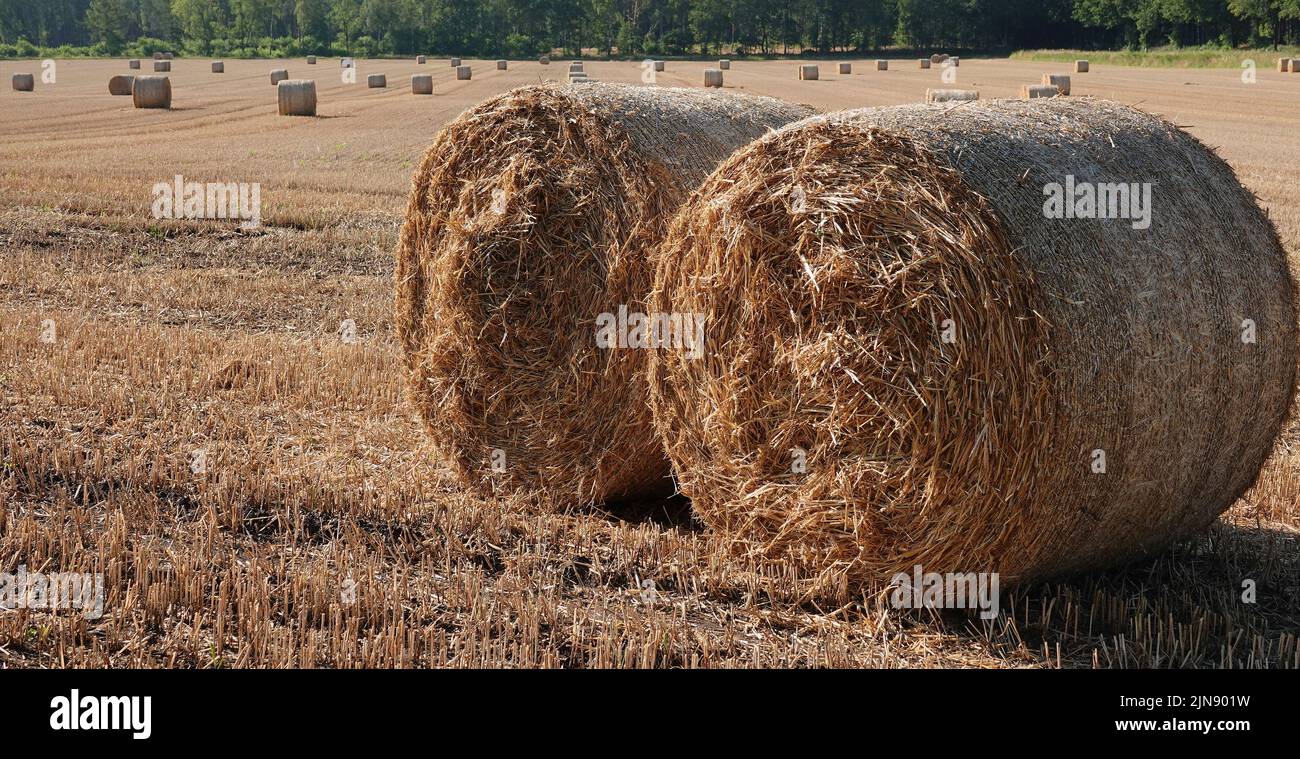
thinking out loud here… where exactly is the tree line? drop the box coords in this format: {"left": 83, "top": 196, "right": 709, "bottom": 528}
{"left": 3, "top": 0, "right": 1300, "bottom": 59}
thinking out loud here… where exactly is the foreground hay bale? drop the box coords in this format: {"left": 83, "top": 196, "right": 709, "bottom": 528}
{"left": 1022, "top": 83, "right": 1059, "bottom": 98}
{"left": 368, "top": 73, "right": 386, "bottom": 88}
{"left": 154, "top": 61, "right": 170, "bottom": 72}
{"left": 211, "top": 61, "right": 224, "bottom": 73}
{"left": 703, "top": 68, "right": 723, "bottom": 87}
{"left": 277, "top": 79, "right": 317, "bottom": 116}
{"left": 1043, "top": 73, "right": 1071, "bottom": 95}
{"left": 108, "top": 75, "right": 134, "bottom": 96}
{"left": 875, "top": 59, "right": 887, "bottom": 70}
{"left": 649, "top": 98, "right": 1297, "bottom": 596}
{"left": 412, "top": 74, "right": 433, "bottom": 94}
{"left": 839, "top": 62, "right": 852, "bottom": 74}
{"left": 496, "top": 59, "right": 508, "bottom": 70}
{"left": 799, "top": 64, "right": 819, "bottom": 80}
{"left": 925, "top": 88, "right": 978, "bottom": 102}
{"left": 12, "top": 73, "right": 34, "bottom": 91}
{"left": 456, "top": 65, "right": 472, "bottom": 80}
{"left": 128, "top": 59, "right": 141, "bottom": 70}
{"left": 131, "top": 75, "right": 171, "bottom": 109}
{"left": 719, "top": 59, "right": 730, "bottom": 70}
{"left": 1076, "top": 59, "right": 1089, "bottom": 73}
{"left": 394, "top": 83, "right": 812, "bottom": 507}
{"left": 270, "top": 68, "right": 288, "bottom": 85}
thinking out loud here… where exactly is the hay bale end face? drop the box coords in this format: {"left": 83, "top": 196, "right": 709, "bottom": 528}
{"left": 1075, "top": 59, "right": 1090, "bottom": 73}
{"left": 131, "top": 75, "right": 171, "bottom": 109}
{"left": 277, "top": 79, "right": 317, "bottom": 116}
{"left": 1021, "top": 83, "right": 1059, "bottom": 99}
{"left": 925, "top": 88, "right": 978, "bottom": 103}
{"left": 1277, "top": 57, "right": 1290, "bottom": 72}
{"left": 449, "top": 57, "right": 461, "bottom": 67}
{"left": 648, "top": 99, "right": 1297, "bottom": 596}
{"left": 307, "top": 55, "right": 316, "bottom": 64}
{"left": 1043, "top": 73, "right": 1071, "bottom": 95}
{"left": 799, "top": 64, "right": 819, "bottom": 80}
{"left": 211, "top": 61, "right": 224, "bottom": 73}
{"left": 12, "top": 73, "right": 34, "bottom": 92}
{"left": 719, "top": 59, "right": 730, "bottom": 69}
{"left": 919, "top": 58, "right": 931, "bottom": 69}
{"left": 417, "top": 55, "right": 427, "bottom": 64}
{"left": 839, "top": 62, "right": 852, "bottom": 74}
{"left": 270, "top": 68, "right": 288, "bottom": 85}
{"left": 875, "top": 59, "right": 887, "bottom": 70}
{"left": 367, "top": 73, "right": 387, "bottom": 88}
{"left": 411, "top": 74, "right": 433, "bottom": 94}
{"left": 703, "top": 68, "right": 723, "bottom": 87}
{"left": 394, "top": 83, "right": 812, "bottom": 508}
{"left": 1290, "top": 59, "right": 1300, "bottom": 73}
{"left": 456, "top": 65, "right": 472, "bottom": 80}
{"left": 128, "top": 59, "right": 141, "bottom": 69}
{"left": 153, "top": 61, "right": 170, "bottom": 72}
{"left": 108, "top": 75, "right": 134, "bottom": 96}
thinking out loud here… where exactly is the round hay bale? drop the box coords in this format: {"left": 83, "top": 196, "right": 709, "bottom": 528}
{"left": 163, "top": 52, "right": 174, "bottom": 60}
{"left": 456, "top": 65, "right": 471, "bottom": 80}
{"left": 1276, "top": 57, "right": 1290, "bottom": 72}
{"left": 838, "top": 62, "right": 852, "bottom": 74}
{"left": 539, "top": 55, "right": 550, "bottom": 65}
{"left": 368, "top": 73, "right": 387, "bottom": 88}
{"left": 341, "top": 58, "right": 354, "bottom": 68}
{"left": 919, "top": 58, "right": 931, "bottom": 69}
{"left": 799, "top": 64, "right": 819, "bottom": 80}
{"left": 719, "top": 59, "right": 730, "bottom": 70}
{"left": 1290, "top": 59, "right": 1300, "bottom": 73}
{"left": 307, "top": 55, "right": 317, "bottom": 64}
{"left": 496, "top": 59, "right": 508, "bottom": 70}
{"left": 108, "top": 75, "right": 134, "bottom": 96}
{"left": 211, "top": 61, "right": 224, "bottom": 73}
{"left": 949, "top": 56, "right": 960, "bottom": 66}
{"left": 12, "top": 73, "right": 34, "bottom": 92}
{"left": 925, "top": 88, "right": 978, "bottom": 103}
{"left": 270, "top": 68, "right": 289, "bottom": 85}
{"left": 648, "top": 99, "right": 1297, "bottom": 596}
{"left": 450, "top": 57, "right": 461, "bottom": 67}
{"left": 417, "top": 55, "right": 427, "bottom": 64}
{"left": 654, "top": 60, "right": 665, "bottom": 72}
{"left": 277, "top": 79, "right": 317, "bottom": 116}
{"left": 703, "top": 68, "right": 723, "bottom": 87}
{"left": 412, "top": 74, "right": 433, "bottom": 94}
{"left": 568, "top": 63, "right": 584, "bottom": 74}
{"left": 1076, "top": 59, "right": 1090, "bottom": 73}
{"left": 1021, "top": 83, "right": 1059, "bottom": 99}
{"left": 394, "top": 83, "right": 813, "bottom": 507}
{"left": 875, "top": 59, "right": 887, "bottom": 71}
{"left": 131, "top": 75, "right": 171, "bottom": 109}
{"left": 128, "top": 59, "right": 141, "bottom": 70}
{"left": 1043, "top": 73, "right": 1071, "bottom": 95}
{"left": 153, "top": 61, "right": 170, "bottom": 72}
{"left": 153, "top": 52, "right": 164, "bottom": 61}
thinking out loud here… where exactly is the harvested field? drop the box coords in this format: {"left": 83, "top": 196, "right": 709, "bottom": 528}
{"left": 1, "top": 56, "right": 1298, "bottom": 668}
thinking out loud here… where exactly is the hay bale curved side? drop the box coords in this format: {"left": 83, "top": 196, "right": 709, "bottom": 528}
{"left": 11, "top": 73, "right": 34, "bottom": 91}
{"left": 132, "top": 75, "right": 171, "bottom": 109}
{"left": 394, "top": 83, "right": 813, "bottom": 507}
{"left": 109, "top": 75, "right": 134, "bottom": 96}
{"left": 278, "top": 80, "right": 317, "bottom": 116}
{"left": 648, "top": 98, "right": 1297, "bottom": 595}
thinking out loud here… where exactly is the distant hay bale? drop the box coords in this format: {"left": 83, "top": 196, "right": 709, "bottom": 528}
{"left": 949, "top": 56, "right": 960, "bottom": 66}
{"left": 153, "top": 52, "right": 164, "bottom": 60}
{"left": 799, "top": 64, "right": 819, "bottom": 80}
{"left": 270, "top": 68, "right": 288, "bottom": 85}
{"left": 128, "top": 59, "right": 141, "bottom": 69}
{"left": 704, "top": 68, "right": 723, "bottom": 87}
{"left": 919, "top": 58, "right": 930, "bottom": 69}
{"left": 163, "top": 52, "right": 174, "bottom": 60}
{"left": 417, "top": 55, "right": 427, "bottom": 64}
{"left": 307, "top": 55, "right": 316, "bottom": 64}
{"left": 368, "top": 73, "right": 387, "bottom": 88}
{"left": 930, "top": 53, "right": 949, "bottom": 64}
{"left": 648, "top": 99, "right": 1297, "bottom": 596}
{"left": 277, "top": 79, "right": 317, "bottom": 116}
{"left": 1277, "top": 58, "right": 1290, "bottom": 72}
{"left": 496, "top": 59, "right": 508, "bottom": 70}
{"left": 925, "top": 88, "right": 978, "bottom": 102}
{"left": 719, "top": 59, "right": 730, "bottom": 69}
{"left": 1076, "top": 59, "right": 1090, "bottom": 73}
{"left": 211, "top": 61, "right": 224, "bottom": 73}
{"left": 131, "top": 75, "right": 171, "bottom": 109}
{"left": 875, "top": 59, "right": 887, "bottom": 70}
{"left": 341, "top": 58, "right": 354, "bottom": 68}
{"left": 412, "top": 74, "right": 433, "bottom": 94}
{"left": 394, "top": 83, "right": 813, "bottom": 507}
{"left": 839, "top": 62, "right": 852, "bottom": 74}
{"left": 569, "top": 63, "right": 584, "bottom": 74}
{"left": 456, "top": 65, "right": 471, "bottom": 80}
{"left": 1290, "top": 59, "right": 1300, "bottom": 73}
{"left": 1021, "top": 83, "right": 1059, "bottom": 99}
{"left": 539, "top": 55, "right": 550, "bottom": 64}
{"left": 654, "top": 60, "right": 665, "bottom": 72}
{"left": 450, "top": 57, "right": 461, "bottom": 67}
{"left": 1043, "top": 73, "right": 1071, "bottom": 95}
{"left": 154, "top": 61, "right": 170, "bottom": 72}
{"left": 108, "top": 75, "right": 134, "bottom": 96}
{"left": 11, "top": 73, "right": 34, "bottom": 92}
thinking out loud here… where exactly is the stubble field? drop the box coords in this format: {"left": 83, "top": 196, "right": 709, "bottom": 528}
{"left": 1, "top": 56, "right": 1297, "bottom": 667}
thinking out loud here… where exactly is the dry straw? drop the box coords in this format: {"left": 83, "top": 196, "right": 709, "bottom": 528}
{"left": 647, "top": 99, "right": 1297, "bottom": 598}
{"left": 799, "top": 64, "right": 819, "bottom": 80}
{"left": 277, "top": 79, "right": 317, "bottom": 116}
{"left": 412, "top": 74, "right": 433, "bottom": 94}
{"left": 926, "top": 88, "right": 978, "bottom": 102}
{"left": 839, "top": 62, "right": 852, "bottom": 74}
{"left": 1043, "top": 73, "right": 1071, "bottom": 95}
{"left": 704, "top": 68, "right": 723, "bottom": 87}
{"left": 1022, "top": 83, "right": 1059, "bottom": 98}
{"left": 154, "top": 61, "right": 170, "bottom": 72}
{"left": 270, "top": 68, "right": 288, "bottom": 85}
{"left": 368, "top": 73, "right": 387, "bottom": 88}
{"left": 456, "top": 65, "right": 472, "bottom": 80}
{"left": 11, "top": 73, "right": 34, "bottom": 91}
{"left": 211, "top": 61, "right": 224, "bottom": 73}
{"left": 131, "top": 75, "right": 171, "bottom": 108}
{"left": 108, "top": 75, "right": 134, "bottom": 96}
{"left": 394, "top": 83, "right": 812, "bottom": 507}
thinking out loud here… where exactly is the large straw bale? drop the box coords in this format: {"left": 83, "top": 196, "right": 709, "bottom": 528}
{"left": 132, "top": 75, "right": 171, "bottom": 108}
{"left": 109, "top": 75, "right": 134, "bottom": 96}
{"left": 277, "top": 79, "right": 317, "bottom": 116}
